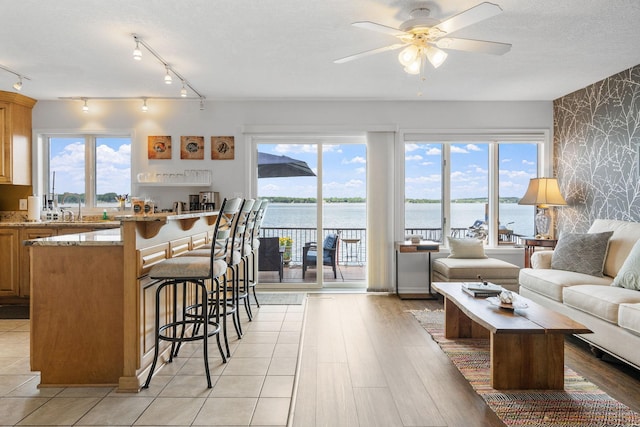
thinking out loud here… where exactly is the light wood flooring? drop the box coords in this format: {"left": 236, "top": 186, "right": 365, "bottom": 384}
{"left": 0, "top": 293, "right": 639, "bottom": 426}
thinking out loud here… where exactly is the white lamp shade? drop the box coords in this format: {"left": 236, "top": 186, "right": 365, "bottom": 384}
{"left": 426, "top": 46, "right": 447, "bottom": 68}
{"left": 398, "top": 45, "right": 419, "bottom": 67}
{"left": 518, "top": 178, "right": 567, "bottom": 208}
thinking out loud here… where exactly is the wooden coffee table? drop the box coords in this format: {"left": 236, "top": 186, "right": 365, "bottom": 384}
{"left": 432, "top": 282, "right": 591, "bottom": 390}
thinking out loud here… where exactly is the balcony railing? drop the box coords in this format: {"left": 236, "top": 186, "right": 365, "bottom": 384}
{"left": 260, "top": 227, "right": 522, "bottom": 265}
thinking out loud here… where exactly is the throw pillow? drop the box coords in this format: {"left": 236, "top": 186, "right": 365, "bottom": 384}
{"left": 612, "top": 239, "right": 640, "bottom": 290}
{"left": 551, "top": 231, "right": 613, "bottom": 277}
{"left": 447, "top": 237, "right": 487, "bottom": 259}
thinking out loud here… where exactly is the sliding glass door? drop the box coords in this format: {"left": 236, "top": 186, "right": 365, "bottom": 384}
{"left": 255, "top": 139, "right": 366, "bottom": 288}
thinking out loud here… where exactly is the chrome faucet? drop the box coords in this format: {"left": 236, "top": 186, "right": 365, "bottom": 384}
{"left": 61, "top": 208, "right": 75, "bottom": 222}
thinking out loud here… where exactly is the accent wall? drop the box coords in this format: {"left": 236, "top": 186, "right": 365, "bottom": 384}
{"left": 554, "top": 65, "right": 640, "bottom": 233}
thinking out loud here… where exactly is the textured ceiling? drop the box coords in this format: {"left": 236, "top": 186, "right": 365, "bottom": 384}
{"left": 1, "top": 0, "right": 639, "bottom": 101}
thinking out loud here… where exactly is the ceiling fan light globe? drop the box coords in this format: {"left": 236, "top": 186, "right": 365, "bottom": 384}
{"left": 404, "top": 59, "right": 421, "bottom": 75}
{"left": 426, "top": 46, "right": 447, "bottom": 68}
{"left": 398, "top": 45, "right": 419, "bottom": 66}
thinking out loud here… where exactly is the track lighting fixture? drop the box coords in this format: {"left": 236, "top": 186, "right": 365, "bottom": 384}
{"left": 141, "top": 98, "right": 148, "bottom": 112}
{"left": 133, "top": 40, "right": 142, "bottom": 61}
{"left": 0, "top": 64, "right": 31, "bottom": 92}
{"left": 62, "top": 96, "right": 207, "bottom": 112}
{"left": 82, "top": 98, "right": 89, "bottom": 113}
{"left": 130, "top": 33, "right": 205, "bottom": 100}
{"left": 12, "top": 77, "right": 23, "bottom": 91}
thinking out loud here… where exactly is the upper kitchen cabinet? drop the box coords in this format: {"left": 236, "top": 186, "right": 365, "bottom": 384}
{"left": 0, "top": 91, "right": 37, "bottom": 185}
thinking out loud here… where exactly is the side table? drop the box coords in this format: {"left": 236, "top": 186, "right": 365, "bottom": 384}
{"left": 522, "top": 237, "right": 558, "bottom": 268}
{"left": 394, "top": 240, "right": 440, "bottom": 300}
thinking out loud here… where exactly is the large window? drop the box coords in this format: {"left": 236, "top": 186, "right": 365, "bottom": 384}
{"left": 404, "top": 138, "right": 539, "bottom": 245}
{"left": 46, "top": 135, "right": 131, "bottom": 209}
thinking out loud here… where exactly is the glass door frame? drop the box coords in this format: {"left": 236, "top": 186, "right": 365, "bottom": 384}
{"left": 249, "top": 133, "right": 367, "bottom": 290}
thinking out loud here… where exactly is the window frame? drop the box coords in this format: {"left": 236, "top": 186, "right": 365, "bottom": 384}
{"left": 397, "top": 129, "right": 550, "bottom": 248}
{"left": 40, "top": 132, "right": 132, "bottom": 210}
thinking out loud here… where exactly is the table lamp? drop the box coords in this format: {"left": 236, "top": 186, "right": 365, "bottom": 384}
{"left": 518, "top": 177, "right": 567, "bottom": 238}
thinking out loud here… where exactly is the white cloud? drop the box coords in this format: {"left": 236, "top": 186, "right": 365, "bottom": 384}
{"left": 522, "top": 159, "right": 535, "bottom": 165}
{"left": 405, "top": 143, "right": 421, "bottom": 152}
{"left": 355, "top": 167, "right": 365, "bottom": 174}
{"left": 343, "top": 156, "right": 366, "bottom": 164}
{"left": 406, "top": 175, "right": 441, "bottom": 184}
{"left": 426, "top": 147, "right": 441, "bottom": 155}
{"left": 420, "top": 161, "right": 434, "bottom": 166}
{"left": 450, "top": 146, "right": 468, "bottom": 154}
{"left": 501, "top": 158, "right": 512, "bottom": 163}
{"left": 405, "top": 154, "right": 423, "bottom": 161}
{"left": 465, "top": 144, "right": 482, "bottom": 152}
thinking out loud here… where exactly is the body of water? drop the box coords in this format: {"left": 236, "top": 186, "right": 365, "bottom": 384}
{"left": 262, "top": 202, "right": 535, "bottom": 237}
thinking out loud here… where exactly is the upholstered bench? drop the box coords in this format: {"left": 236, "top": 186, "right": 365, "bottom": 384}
{"left": 432, "top": 237, "right": 521, "bottom": 293}
{"left": 433, "top": 257, "right": 520, "bottom": 292}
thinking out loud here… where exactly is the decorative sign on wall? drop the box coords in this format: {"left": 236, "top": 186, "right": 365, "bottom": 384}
{"left": 180, "top": 136, "right": 205, "bottom": 159}
{"left": 147, "top": 136, "right": 172, "bottom": 159}
{"left": 211, "top": 136, "right": 235, "bottom": 160}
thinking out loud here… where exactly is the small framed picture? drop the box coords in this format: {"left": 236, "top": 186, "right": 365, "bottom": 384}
{"left": 147, "top": 136, "right": 172, "bottom": 159}
{"left": 180, "top": 136, "right": 205, "bottom": 160}
{"left": 211, "top": 136, "right": 235, "bottom": 160}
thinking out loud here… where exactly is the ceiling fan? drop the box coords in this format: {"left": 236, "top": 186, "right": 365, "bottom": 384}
{"left": 335, "top": 2, "right": 512, "bottom": 78}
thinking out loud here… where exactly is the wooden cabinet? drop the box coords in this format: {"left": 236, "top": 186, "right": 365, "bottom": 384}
{"left": 0, "top": 229, "right": 19, "bottom": 297}
{"left": 19, "top": 228, "right": 56, "bottom": 298}
{"left": 0, "top": 91, "right": 37, "bottom": 185}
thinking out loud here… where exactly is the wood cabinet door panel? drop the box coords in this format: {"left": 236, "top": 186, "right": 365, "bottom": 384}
{"left": 0, "top": 229, "right": 19, "bottom": 296}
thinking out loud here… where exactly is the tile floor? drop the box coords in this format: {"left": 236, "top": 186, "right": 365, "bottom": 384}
{"left": 0, "top": 301, "right": 304, "bottom": 426}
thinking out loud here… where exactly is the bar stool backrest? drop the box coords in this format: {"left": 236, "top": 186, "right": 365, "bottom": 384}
{"left": 211, "top": 198, "right": 242, "bottom": 269}
{"left": 229, "top": 199, "right": 255, "bottom": 263}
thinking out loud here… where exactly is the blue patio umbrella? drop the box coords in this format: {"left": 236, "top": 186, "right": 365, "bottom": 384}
{"left": 257, "top": 152, "right": 316, "bottom": 178}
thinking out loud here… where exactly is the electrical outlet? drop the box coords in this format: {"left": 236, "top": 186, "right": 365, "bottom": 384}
{"left": 19, "top": 199, "right": 28, "bottom": 210}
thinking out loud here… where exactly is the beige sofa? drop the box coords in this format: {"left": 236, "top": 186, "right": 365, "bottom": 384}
{"left": 519, "top": 219, "right": 640, "bottom": 368}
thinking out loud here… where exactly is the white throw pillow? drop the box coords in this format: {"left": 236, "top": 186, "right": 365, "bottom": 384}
{"left": 447, "top": 237, "right": 487, "bottom": 259}
{"left": 613, "top": 240, "right": 640, "bottom": 290}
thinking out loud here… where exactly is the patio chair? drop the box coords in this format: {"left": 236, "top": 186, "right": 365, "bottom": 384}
{"left": 302, "top": 233, "right": 340, "bottom": 279}
{"left": 258, "top": 237, "right": 283, "bottom": 282}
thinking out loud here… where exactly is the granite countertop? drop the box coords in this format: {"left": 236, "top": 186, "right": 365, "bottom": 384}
{"left": 0, "top": 221, "right": 120, "bottom": 228}
{"left": 24, "top": 228, "right": 122, "bottom": 246}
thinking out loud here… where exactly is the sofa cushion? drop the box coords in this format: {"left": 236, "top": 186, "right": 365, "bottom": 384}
{"left": 589, "top": 219, "right": 640, "bottom": 277}
{"left": 519, "top": 268, "right": 612, "bottom": 302}
{"left": 551, "top": 231, "right": 613, "bottom": 277}
{"left": 433, "top": 257, "right": 519, "bottom": 280}
{"left": 619, "top": 303, "right": 640, "bottom": 335}
{"left": 563, "top": 285, "right": 640, "bottom": 324}
{"left": 447, "top": 237, "right": 487, "bottom": 259}
{"left": 612, "top": 239, "right": 640, "bottom": 290}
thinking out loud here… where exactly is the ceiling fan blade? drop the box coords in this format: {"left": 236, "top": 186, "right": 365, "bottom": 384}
{"left": 436, "top": 37, "right": 511, "bottom": 55}
{"left": 352, "top": 21, "right": 408, "bottom": 37}
{"left": 334, "top": 43, "right": 407, "bottom": 64}
{"left": 434, "top": 2, "right": 503, "bottom": 35}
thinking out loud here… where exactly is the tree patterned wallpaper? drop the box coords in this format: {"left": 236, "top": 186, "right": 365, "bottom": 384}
{"left": 554, "top": 65, "right": 640, "bottom": 234}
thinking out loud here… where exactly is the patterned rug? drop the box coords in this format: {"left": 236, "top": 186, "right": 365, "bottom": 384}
{"left": 410, "top": 309, "right": 640, "bottom": 427}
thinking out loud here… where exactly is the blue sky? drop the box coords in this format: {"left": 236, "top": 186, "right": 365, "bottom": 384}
{"left": 257, "top": 144, "right": 367, "bottom": 199}
{"left": 260, "top": 142, "right": 537, "bottom": 200}
{"left": 405, "top": 142, "right": 537, "bottom": 200}
{"left": 50, "top": 137, "right": 131, "bottom": 196}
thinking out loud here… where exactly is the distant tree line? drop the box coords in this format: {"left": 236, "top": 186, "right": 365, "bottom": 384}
{"left": 263, "top": 196, "right": 521, "bottom": 204}
{"left": 56, "top": 192, "right": 121, "bottom": 203}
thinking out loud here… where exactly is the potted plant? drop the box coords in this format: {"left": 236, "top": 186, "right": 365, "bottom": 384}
{"left": 279, "top": 236, "right": 293, "bottom": 265}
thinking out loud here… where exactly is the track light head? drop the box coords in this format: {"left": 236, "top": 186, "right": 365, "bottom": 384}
{"left": 180, "top": 81, "right": 187, "bottom": 97}
{"left": 82, "top": 98, "right": 89, "bottom": 113}
{"left": 133, "top": 41, "right": 142, "bottom": 61}
{"left": 164, "top": 67, "right": 172, "bottom": 84}
{"left": 12, "top": 77, "right": 22, "bottom": 91}
{"left": 141, "top": 98, "right": 148, "bottom": 112}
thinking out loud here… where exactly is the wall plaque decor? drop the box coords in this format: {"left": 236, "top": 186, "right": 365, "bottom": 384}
{"left": 211, "top": 136, "right": 235, "bottom": 160}
{"left": 180, "top": 136, "right": 205, "bottom": 159}
{"left": 147, "top": 136, "right": 172, "bottom": 159}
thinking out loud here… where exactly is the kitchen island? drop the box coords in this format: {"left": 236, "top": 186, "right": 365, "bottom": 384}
{"left": 27, "top": 211, "right": 218, "bottom": 391}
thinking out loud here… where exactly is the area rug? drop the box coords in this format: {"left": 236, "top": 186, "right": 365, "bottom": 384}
{"left": 252, "top": 292, "right": 306, "bottom": 305}
{"left": 410, "top": 309, "right": 640, "bottom": 426}
{"left": 0, "top": 305, "right": 29, "bottom": 319}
